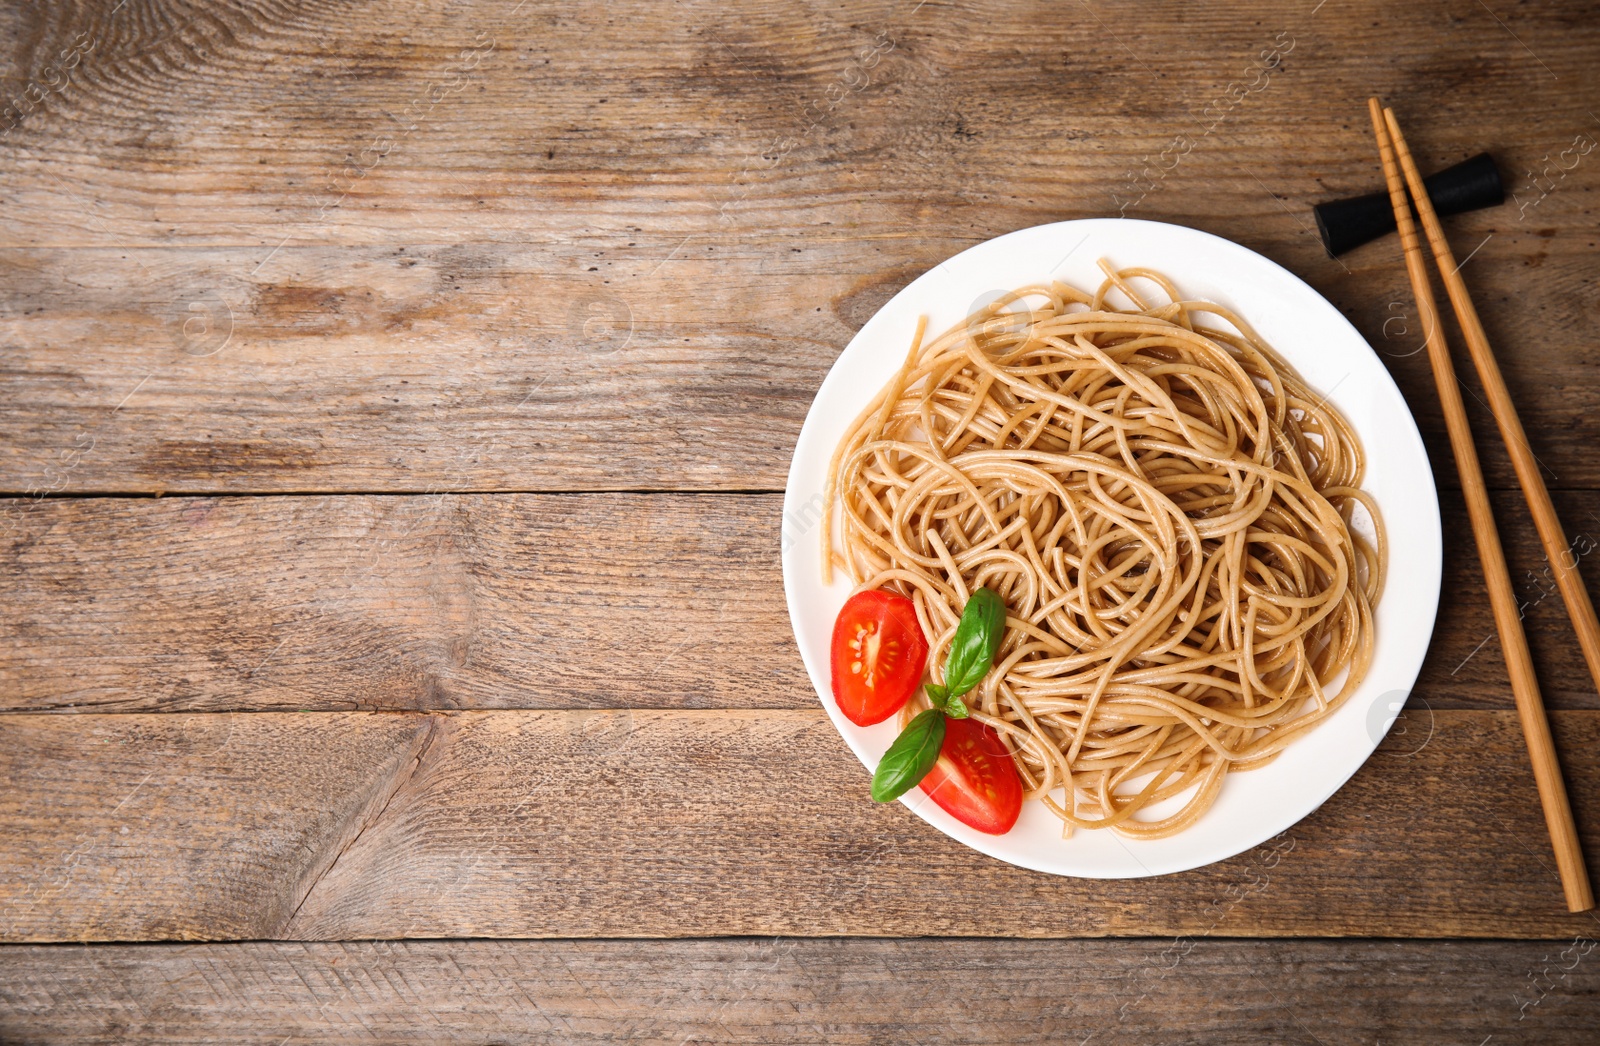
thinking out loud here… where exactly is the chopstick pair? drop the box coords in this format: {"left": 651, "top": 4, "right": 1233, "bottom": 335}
{"left": 1368, "top": 98, "right": 1595, "bottom": 913}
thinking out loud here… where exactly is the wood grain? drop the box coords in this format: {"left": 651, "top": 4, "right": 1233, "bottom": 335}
{"left": 0, "top": 711, "right": 433, "bottom": 942}
{"left": 1, "top": 708, "right": 1596, "bottom": 942}
{"left": 1, "top": 0, "right": 1592, "bottom": 247}
{"left": 2, "top": 0, "right": 1600, "bottom": 1025}
{"left": 4, "top": 937, "right": 1598, "bottom": 1045}
{"left": 5, "top": 489, "right": 1600, "bottom": 713}
{"left": 0, "top": 492, "right": 804, "bottom": 712}
{"left": 2, "top": 0, "right": 1598, "bottom": 492}
{"left": 0, "top": 230, "right": 1593, "bottom": 496}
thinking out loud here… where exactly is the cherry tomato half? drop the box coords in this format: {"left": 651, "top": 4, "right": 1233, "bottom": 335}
{"left": 919, "top": 716, "right": 1023, "bottom": 834}
{"left": 830, "top": 589, "right": 929, "bottom": 726}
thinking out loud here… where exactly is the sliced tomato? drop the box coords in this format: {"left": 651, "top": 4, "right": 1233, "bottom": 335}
{"left": 919, "top": 716, "right": 1023, "bottom": 834}
{"left": 830, "top": 589, "right": 929, "bottom": 726}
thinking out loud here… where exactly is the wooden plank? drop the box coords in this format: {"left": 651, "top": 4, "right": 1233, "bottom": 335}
{"left": 1, "top": 1, "right": 1597, "bottom": 492}
{"left": 0, "top": 492, "right": 805, "bottom": 712}
{"left": 0, "top": 244, "right": 850, "bottom": 495}
{"left": 0, "top": 239, "right": 1594, "bottom": 496}
{"left": 0, "top": 711, "right": 433, "bottom": 942}
{"left": 5, "top": 489, "right": 1600, "bottom": 713}
{"left": 3, "top": 937, "right": 1598, "bottom": 1044}
{"left": 1, "top": 0, "right": 1592, "bottom": 248}
{"left": 1, "top": 709, "right": 1597, "bottom": 942}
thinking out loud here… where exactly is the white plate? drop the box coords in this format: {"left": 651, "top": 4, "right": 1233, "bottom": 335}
{"left": 781, "top": 218, "right": 1442, "bottom": 878}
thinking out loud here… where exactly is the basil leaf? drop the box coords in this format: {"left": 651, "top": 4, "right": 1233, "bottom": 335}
{"left": 870, "top": 708, "right": 946, "bottom": 803}
{"left": 922, "top": 683, "right": 967, "bottom": 719}
{"left": 942, "top": 588, "right": 1006, "bottom": 699}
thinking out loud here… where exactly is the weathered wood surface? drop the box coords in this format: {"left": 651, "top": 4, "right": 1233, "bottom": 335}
{"left": 5, "top": 488, "right": 1600, "bottom": 713}
{"left": 0, "top": 243, "right": 1594, "bottom": 495}
{"left": 4, "top": 937, "right": 1598, "bottom": 1045}
{"left": 0, "top": 492, "right": 800, "bottom": 712}
{"left": 1, "top": 1, "right": 1597, "bottom": 493}
{"left": 1, "top": 1, "right": 1591, "bottom": 247}
{"left": 4, "top": 0, "right": 1600, "bottom": 1033}
{"left": 0, "top": 708, "right": 1596, "bottom": 942}
{"left": 0, "top": 712, "right": 433, "bottom": 943}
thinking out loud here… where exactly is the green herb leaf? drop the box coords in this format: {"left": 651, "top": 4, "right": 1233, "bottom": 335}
{"left": 922, "top": 683, "right": 968, "bottom": 719}
{"left": 870, "top": 708, "right": 946, "bottom": 803}
{"left": 942, "top": 588, "right": 1006, "bottom": 699}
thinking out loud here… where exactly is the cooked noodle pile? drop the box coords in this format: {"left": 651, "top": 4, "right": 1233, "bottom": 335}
{"left": 824, "top": 263, "right": 1385, "bottom": 838}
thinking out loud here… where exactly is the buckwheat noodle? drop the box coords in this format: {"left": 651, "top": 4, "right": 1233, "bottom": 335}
{"left": 823, "top": 262, "right": 1385, "bottom": 838}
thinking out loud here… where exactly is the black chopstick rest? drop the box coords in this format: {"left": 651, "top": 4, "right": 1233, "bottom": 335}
{"left": 1313, "top": 152, "right": 1504, "bottom": 257}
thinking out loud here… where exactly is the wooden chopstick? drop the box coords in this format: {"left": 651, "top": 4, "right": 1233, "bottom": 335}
{"left": 1383, "top": 107, "right": 1600, "bottom": 701}
{"left": 1367, "top": 97, "right": 1594, "bottom": 913}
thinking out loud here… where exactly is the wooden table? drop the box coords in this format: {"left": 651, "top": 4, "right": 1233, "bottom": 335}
{"left": 3, "top": 0, "right": 1599, "bottom": 1040}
